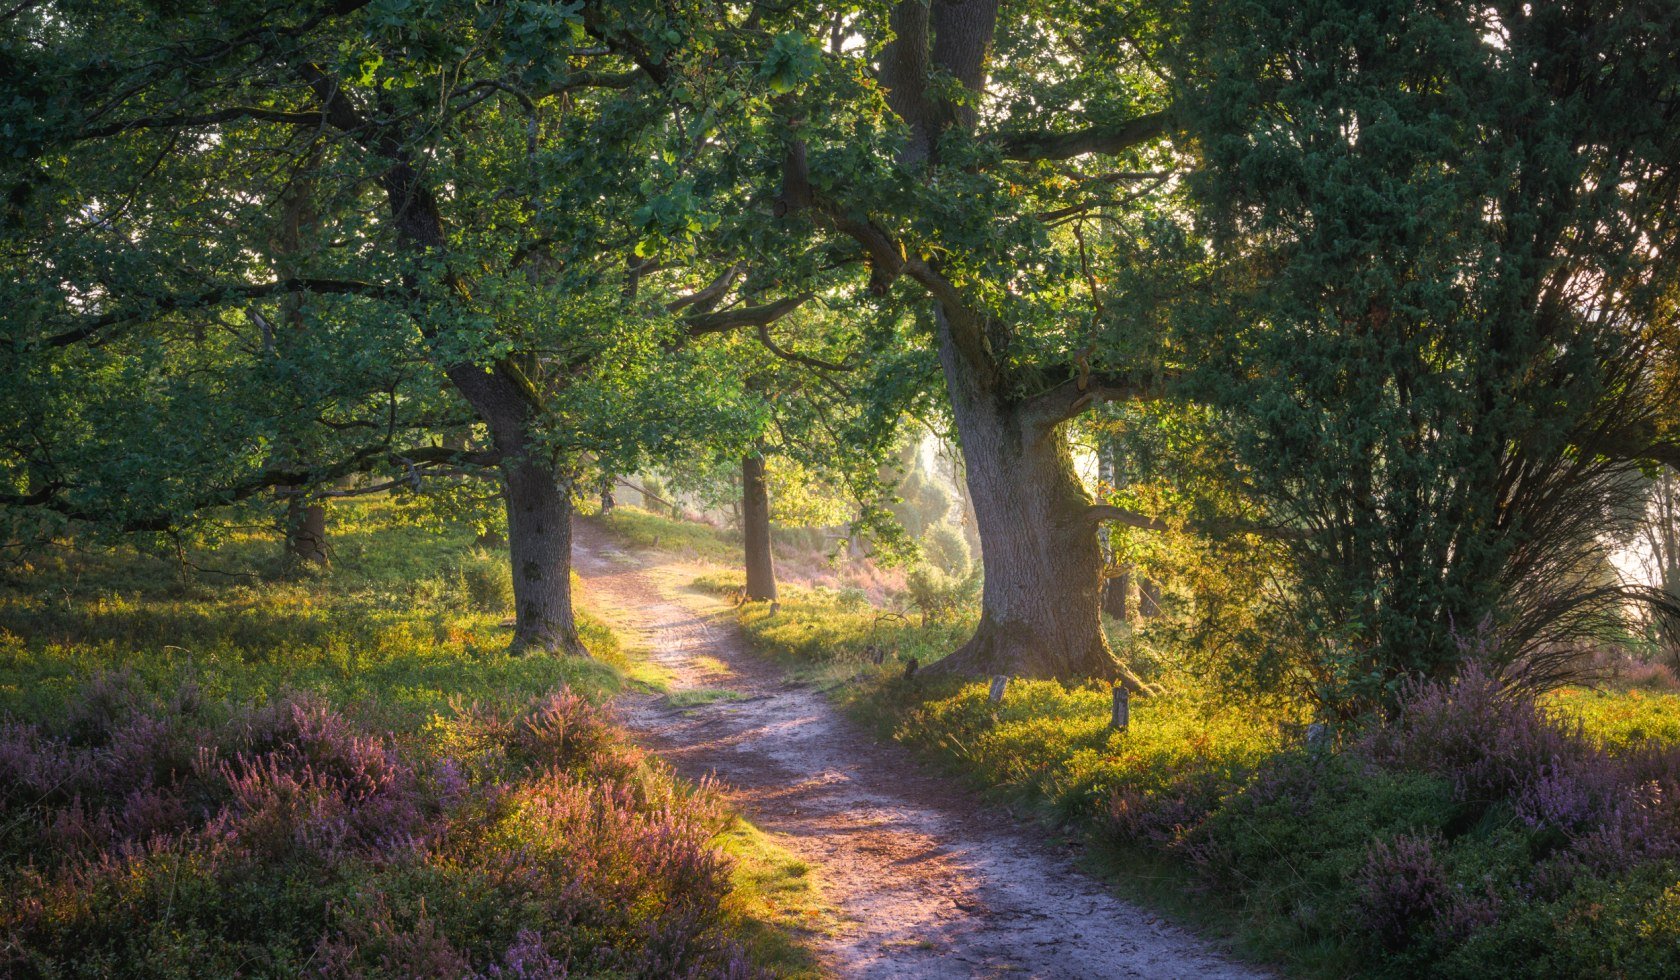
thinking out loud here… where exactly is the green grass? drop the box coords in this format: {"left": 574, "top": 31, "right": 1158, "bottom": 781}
{"left": 715, "top": 818, "right": 832, "bottom": 979}
{"left": 1549, "top": 685, "right": 1680, "bottom": 748}
{"left": 0, "top": 502, "right": 623, "bottom": 740}
{"left": 598, "top": 505, "right": 740, "bottom": 564}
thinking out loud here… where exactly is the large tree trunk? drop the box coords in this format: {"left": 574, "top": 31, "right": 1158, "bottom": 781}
{"left": 284, "top": 497, "right": 328, "bottom": 569}
{"left": 501, "top": 451, "right": 585, "bottom": 655}
{"left": 742, "top": 452, "right": 778, "bottom": 602}
{"left": 926, "top": 314, "right": 1120, "bottom": 681}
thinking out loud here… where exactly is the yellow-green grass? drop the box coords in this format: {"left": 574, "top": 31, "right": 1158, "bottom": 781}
{"left": 699, "top": 569, "right": 1680, "bottom": 976}
{"left": 1549, "top": 686, "right": 1680, "bottom": 749}
{"left": 716, "top": 818, "right": 833, "bottom": 978}
{"left": 0, "top": 501, "right": 622, "bottom": 739}
{"left": 598, "top": 504, "right": 740, "bottom": 564}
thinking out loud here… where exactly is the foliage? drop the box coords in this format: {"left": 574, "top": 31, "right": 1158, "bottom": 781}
{"left": 1175, "top": 0, "right": 1680, "bottom": 706}
{"left": 600, "top": 505, "right": 741, "bottom": 565}
{"left": 903, "top": 562, "right": 980, "bottom": 628}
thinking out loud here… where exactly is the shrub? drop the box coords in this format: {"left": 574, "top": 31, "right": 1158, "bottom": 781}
{"left": 450, "top": 548, "right": 514, "bottom": 615}
{"left": 903, "top": 563, "right": 980, "bottom": 627}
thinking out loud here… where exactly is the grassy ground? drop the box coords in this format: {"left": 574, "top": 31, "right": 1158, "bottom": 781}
{"left": 0, "top": 500, "right": 822, "bottom": 978}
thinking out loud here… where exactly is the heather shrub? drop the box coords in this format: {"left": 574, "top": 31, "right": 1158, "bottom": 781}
{"left": 0, "top": 677, "right": 765, "bottom": 978}
{"left": 1178, "top": 668, "right": 1680, "bottom": 973}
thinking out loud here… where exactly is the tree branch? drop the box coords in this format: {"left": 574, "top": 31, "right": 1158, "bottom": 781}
{"left": 989, "top": 110, "right": 1172, "bottom": 161}
{"left": 754, "top": 321, "right": 855, "bottom": 373}
{"left": 78, "top": 106, "right": 326, "bottom": 140}
{"left": 42, "top": 277, "right": 396, "bottom": 348}
{"left": 1019, "top": 370, "right": 1174, "bottom": 434}
{"left": 684, "top": 295, "right": 811, "bottom": 336}
{"left": 666, "top": 262, "right": 744, "bottom": 314}
{"left": 1089, "top": 504, "right": 1307, "bottom": 540}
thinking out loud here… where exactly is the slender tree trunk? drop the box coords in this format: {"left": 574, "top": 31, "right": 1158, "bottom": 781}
{"left": 1105, "top": 568, "right": 1132, "bottom": 621}
{"left": 501, "top": 451, "right": 584, "bottom": 654}
{"left": 1095, "top": 435, "right": 1131, "bottom": 621}
{"left": 1138, "top": 576, "right": 1162, "bottom": 618}
{"left": 270, "top": 166, "right": 328, "bottom": 573}
{"left": 284, "top": 497, "right": 328, "bottom": 569}
{"left": 742, "top": 452, "right": 778, "bottom": 601}
{"left": 927, "top": 313, "right": 1121, "bottom": 681}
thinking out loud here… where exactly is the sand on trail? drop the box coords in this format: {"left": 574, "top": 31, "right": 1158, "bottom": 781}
{"left": 573, "top": 521, "right": 1268, "bottom": 980}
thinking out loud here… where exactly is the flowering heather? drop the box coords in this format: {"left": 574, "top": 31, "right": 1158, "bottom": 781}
{"left": 0, "top": 677, "right": 766, "bottom": 978}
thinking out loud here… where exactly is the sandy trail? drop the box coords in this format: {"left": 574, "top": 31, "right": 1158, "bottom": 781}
{"left": 573, "top": 521, "right": 1266, "bottom": 980}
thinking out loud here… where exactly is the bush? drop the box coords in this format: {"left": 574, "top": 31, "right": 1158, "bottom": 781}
{"left": 450, "top": 548, "right": 514, "bottom": 615}
{"left": 903, "top": 563, "right": 980, "bottom": 627}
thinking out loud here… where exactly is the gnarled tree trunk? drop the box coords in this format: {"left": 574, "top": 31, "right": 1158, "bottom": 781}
{"left": 927, "top": 315, "right": 1119, "bottom": 681}
{"left": 742, "top": 452, "right": 778, "bottom": 601}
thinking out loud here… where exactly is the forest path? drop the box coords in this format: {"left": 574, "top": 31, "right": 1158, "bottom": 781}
{"left": 573, "top": 520, "right": 1266, "bottom": 980}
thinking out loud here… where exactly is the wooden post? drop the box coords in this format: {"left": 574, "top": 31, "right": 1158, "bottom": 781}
{"left": 988, "top": 675, "right": 1009, "bottom": 704}
{"left": 1110, "top": 683, "right": 1130, "bottom": 732}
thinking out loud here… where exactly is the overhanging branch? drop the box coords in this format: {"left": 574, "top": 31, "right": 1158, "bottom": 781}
{"left": 684, "top": 295, "right": 811, "bottom": 336}
{"left": 42, "top": 277, "right": 397, "bottom": 348}
{"left": 1089, "top": 504, "right": 1307, "bottom": 540}
{"left": 989, "top": 110, "right": 1172, "bottom": 161}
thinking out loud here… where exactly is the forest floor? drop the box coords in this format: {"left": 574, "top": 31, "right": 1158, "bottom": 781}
{"left": 573, "top": 519, "right": 1265, "bottom": 979}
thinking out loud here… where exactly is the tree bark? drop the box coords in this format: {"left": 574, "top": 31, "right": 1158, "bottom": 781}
{"left": 925, "top": 311, "right": 1122, "bottom": 681}
{"left": 742, "top": 452, "right": 779, "bottom": 601}
{"left": 502, "top": 452, "right": 584, "bottom": 654}
{"left": 356, "top": 126, "right": 583, "bottom": 656}
{"left": 283, "top": 497, "right": 328, "bottom": 569}
{"left": 1105, "top": 568, "right": 1132, "bottom": 621}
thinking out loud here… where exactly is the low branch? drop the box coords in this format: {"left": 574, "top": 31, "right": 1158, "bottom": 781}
{"left": 754, "top": 322, "right": 855, "bottom": 373}
{"left": 1089, "top": 504, "right": 1307, "bottom": 540}
{"left": 79, "top": 106, "right": 325, "bottom": 140}
{"left": 989, "top": 110, "right": 1172, "bottom": 161}
{"left": 1019, "top": 370, "right": 1174, "bottom": 434}
{"left": 666, "top": 262, "right": 743, "bottom": 314}
{"left": 1, "top": 441, "right": 496, "bottom": 534}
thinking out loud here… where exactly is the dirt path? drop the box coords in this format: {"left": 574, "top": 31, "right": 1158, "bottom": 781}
{"left": 573, "top": 522, "right": 1267, "bottom": 980}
